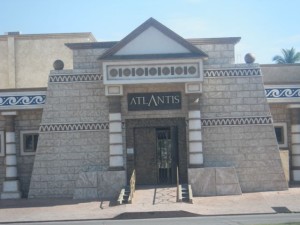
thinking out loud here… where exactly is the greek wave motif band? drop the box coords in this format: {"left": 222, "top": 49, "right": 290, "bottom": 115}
{"left": 49, "top": 73, "right": 102, "bottom": 83}
{"left": 201, "top": 116, "right": 272, "bottom": 126}
{"left": 265, "top": 88, "right": 300, "bottom": 98}
{"left": 39, "top": 122, "right": 109, "bottom": 132}
{"left": 204, "top": 68, "right": 261, "bottom": 77}
{"left": 0, "top": 95, "right": 46, "bottom": 107}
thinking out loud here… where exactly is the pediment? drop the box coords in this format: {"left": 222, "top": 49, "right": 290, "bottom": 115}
{"left": 99, "top": 18, "right": 208, "bottom": 60}
{"left": 115, "top": 26, "right": 191, "bottom": 55}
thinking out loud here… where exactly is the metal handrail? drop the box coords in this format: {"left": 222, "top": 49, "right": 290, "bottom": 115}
{"left": 176, "top": 166, "right": 182, "bottom": 202}
{"left": 129, "top": 169, "right": 136, "bottom": 202}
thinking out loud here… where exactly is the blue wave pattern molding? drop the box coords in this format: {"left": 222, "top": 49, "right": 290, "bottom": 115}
{"left": 265, "top": 88, "right": 300, "bottom": 98}
{"left": 204, "top": 68, "right": 261, "bottom": 77}
{"left": 201, "top": 117, "right": 272, "bottom": 126}
{"left": 0, "top": 95, "right": 46, "bottom": 107}
{"left": 39, "top": 122, "right": 109, "bottom": 132}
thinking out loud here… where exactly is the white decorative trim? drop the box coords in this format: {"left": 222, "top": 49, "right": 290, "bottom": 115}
{"left": 109, "top": 113, "right": 121, "bottom": 121}
{"left": 188, "top": 110, "right": 201, "bottom": 119}
{"left": 0, "top": 131, "right": 4, "bottom": 157}
{"left": 274, "top": 122, "right": 288, "bottom": 148}
{"left": 0, "top": 92, "right": 46, "bottom": 110}
{"left": 105, "top": 85, "right": 123, "bottom": 96}
{"left": 1, "top": 111, "right": 18, "bottom": 116}
{"left": 39, "top": 122, "right": 109, "bottom": 133}
{"left": 20, "top": 130, "right": 39, "bottom": 156}
{"left": 201, "top": 116, "right": 273, "bottom": 127}
{"left": 185, "top": 82, "right": 202, "bottom": 93}
{"left": 103, "top": 59, "right": 203, "bottom": 85}
{"left": 109, "top": 155, "right": 124, "bottom": 167}
{"left": 204, "top": 68, "right": 261, "bottom": 77}
{"left": 292, "top": 124, "right": 300, "bottom": 133}
{"left": 49, "top": 73, "right": 102, "bottom": 83}
{"left": 189, "top": 153, "right": 203, "bottom": 165}
{"left": 265, "top": 85, "right": 300, "bottom": 103}
{"left": 288, "top": 104, "right": 300, "bottom": 109}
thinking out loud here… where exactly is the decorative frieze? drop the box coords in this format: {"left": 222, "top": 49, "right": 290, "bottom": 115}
{"left": 265, "top": 88, "right": 300, "bottom": 98}
{"left": 108, "top": 64, "right": 199, "bottom": 79}
{"left": 49, "top": 73, "right": 102, "bottom": 83}
{"left": 0, "top": 92, "right": 46, "bottom": 109}
{"left": 39, "top": 122, "right": 109, "bottom": 132}
{"left": 103, "top": 59, "right": 203, "bottom": 85}
{"left": 201, "top": 116, "right": 272, "bottom": 127}
{"left": 204, "top": 68, "right": 261, "bottom": 77}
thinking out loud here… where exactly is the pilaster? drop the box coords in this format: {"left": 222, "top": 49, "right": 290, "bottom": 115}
{"left": 1, "top": 111, "right": 21, "bottom": 199}
{"left": 187, "top": 94, "right": 203, "bottom": 167}
{"left": 290, "top": 108, "right": 300, "bottom": 181}
{"left": 108, "top": 97, "right": 124, "bottom": 170}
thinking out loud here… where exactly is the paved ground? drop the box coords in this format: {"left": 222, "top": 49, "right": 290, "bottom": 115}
{"left": 0, "top": 187, "right": 300, "bottom": 223}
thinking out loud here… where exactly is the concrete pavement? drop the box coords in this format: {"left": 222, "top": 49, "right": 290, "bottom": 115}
{"left": 0, "top": 187, "right": 300, "bottom": 223}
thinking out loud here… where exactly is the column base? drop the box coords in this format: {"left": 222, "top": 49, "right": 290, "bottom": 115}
{"left": 1, "top": 192, "right": 21, "bottom": 199}
{"left": 1, "top": 180, "right": 21, "bottom": 199}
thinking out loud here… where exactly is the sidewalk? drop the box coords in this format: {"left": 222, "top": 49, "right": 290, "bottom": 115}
{"left": 0, "top": 187, "right": 300, "bottom": 223}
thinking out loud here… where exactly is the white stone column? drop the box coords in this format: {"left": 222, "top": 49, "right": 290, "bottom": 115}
{"left": 188, "top": 110, "right": 203, "bottom": 166}
{"left": 1, "top": 111, "right": 21, "bottom": 199}
{"left": 187, "top": 93, "right": 203, "bottom": 167}
{"left": 291, "top": 108, "right": 300, "bottom": 181}
{"left": 109, "top": 113, "right": 124, "bottom": 168}
{"left": 108, "top": 96, "right": 124, "bottom": 170}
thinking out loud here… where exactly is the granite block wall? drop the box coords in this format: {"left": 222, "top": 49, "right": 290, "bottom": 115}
{"left": 195, "top": 43, "right": 235, "bottom": 66}
{"left": 15, "top": 110, "right": 42, "bottom": 197}
{"left": 28, "top": 71, "right": 110, "bottom": 198}
{"left": 199, "top": 65, "right": 288, "bottom": 192}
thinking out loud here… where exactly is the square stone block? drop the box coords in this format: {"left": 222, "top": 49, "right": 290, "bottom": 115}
{"left": 97, "top": 170, "right": 126, "bottom": 199}
{"left": 75, "top": 171, "right": 97, "bottom": 188}
{"left": 188, "top": 168, "right": 216, "bottom": 196}
{"left": 216, "top": 184, "right": 242, "bottom": 195}
{"left": 216, "top": 167, "right": 239, "bottom": 185}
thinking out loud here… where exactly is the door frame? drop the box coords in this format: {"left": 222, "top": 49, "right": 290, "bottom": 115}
{"left": 125, "top": 118, "right": 187, "bottom": 185}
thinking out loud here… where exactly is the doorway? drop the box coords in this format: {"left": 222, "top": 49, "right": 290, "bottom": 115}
{"left": 125, "top": 118, "right": 187, "bottom": 185}
{"left": 134, "top": 127, "right": 178, "bottom": 185}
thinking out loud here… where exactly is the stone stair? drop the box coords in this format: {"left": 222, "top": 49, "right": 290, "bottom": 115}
{"left": 117, "top": 186, "right": 132, "bottom": 204}
{"left": 178, "top": 184, "right": 193, "bottom": 203}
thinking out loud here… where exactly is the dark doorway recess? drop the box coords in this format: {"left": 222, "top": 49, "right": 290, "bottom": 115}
{"left": 126, "top": 118, "right": 187, "bottom": 185}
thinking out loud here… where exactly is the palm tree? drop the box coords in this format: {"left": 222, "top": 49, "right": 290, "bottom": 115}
{"left": 272, "top": 47, "right": 300, "bottom": 64}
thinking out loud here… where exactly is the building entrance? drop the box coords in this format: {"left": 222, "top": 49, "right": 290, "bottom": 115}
{"left": 126, "top": 118, "right": 187, "bottom": 185}
{"left": 134, "top": 127, "right": 178, "bottom": 185}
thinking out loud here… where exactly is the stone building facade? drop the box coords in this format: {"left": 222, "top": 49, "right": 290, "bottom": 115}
{"left": 0, "top": 18, "right": 297, "bottom": 199}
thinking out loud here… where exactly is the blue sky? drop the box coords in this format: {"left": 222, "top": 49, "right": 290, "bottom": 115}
{"left": 1, "top": 0, "right": 299, "bottom": 64}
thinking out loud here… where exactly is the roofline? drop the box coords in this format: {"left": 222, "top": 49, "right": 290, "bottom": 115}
{"left": 0, "top": 32, "right": 96, "bottom": 41}
{"left": 260, "top": 63, "right": 300, "bottom": 67}
{"left": 100, "top": 53, "right": 206, "bottom": 61}
{"left": 99, "top": 17, "right": 208, "bottom": 60}
{"left": 65, "top": 41, "right": 118, "bottom": 50}
{"left": 187, "top": 37, "right": 241, "bottom": 45}
{"left": 0, "top": 87, "right": 47, "bottom": 93}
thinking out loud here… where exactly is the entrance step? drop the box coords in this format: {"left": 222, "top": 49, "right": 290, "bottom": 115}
{"left": 178, "top": 184, "right": 193, "bottom": 204}
{"left": 129, "top": 185, "right": 177, "bottom": 205}
{"left": 117, "top": 186, "right": 131, "bottom": 204}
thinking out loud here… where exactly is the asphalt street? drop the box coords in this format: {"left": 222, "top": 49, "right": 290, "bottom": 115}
{"left": 3, "top": 214, "right": 300, "bottom": 225}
